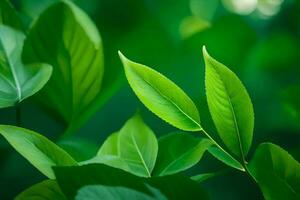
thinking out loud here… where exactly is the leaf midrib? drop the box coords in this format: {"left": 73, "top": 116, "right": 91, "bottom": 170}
{"left": 130, "top": 68, "right": 200, "bottom": 129}
{"left": 207, "top": 59, "right": 245, "bottom": 161}
{"left": 130, "top": 132, "right": 151, "bottom": 177}
{"left": 0, "top": 36, "right": 22, "bottom": 101}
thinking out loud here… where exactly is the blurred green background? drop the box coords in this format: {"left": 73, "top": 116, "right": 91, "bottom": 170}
{"left": 1, "top": 0, "right": 300, "bottom": 199}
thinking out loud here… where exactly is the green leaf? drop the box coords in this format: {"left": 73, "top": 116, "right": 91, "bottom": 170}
{"left": 153, "top": 132, "right": 212, "bottom": 176}
{"left": 81, "top": 131, "right": 130, "bottom": 173}
{"left": 118, "top": 114, "right": 158, "bottom": 177}
{"left": 75, "top": 185, "right": 167, "bottom": 200}
{"left": 84, "top": 114, "right": 158, "bottom": 177}
{"left": 0, "top": 25, "right": 52, "bottom": 108}
{"left": 191, "top": 172, "right": 216, "bottom": 183}
{"left": 119, "top": 52, "right": 201, "bottom": 131}
{"left": 248, "top": 143, "right": 300, "bottom": 200}
{"left": 203, "top": 46, "right": 254, "bottom": 159}
{"left": 0, "top": 125, "right": 77, "bottom": 179}
{"left": 208, "top": 146, "right": 244, "bottom": 171}
{"left": 191, "top": 169, "right": 232, "bottom": 183}
{"left": 0, "top": 0, "right": 22, "bottom": 29}
{"left": 54, "top": 164, "right": 209, "bottom": 200}
{"left": 15, "top": 180, "right": 67, "bottom": 200}
{"left": 23, "top": 1, "right": 104, "bottom": 134}
{"left": 97, "top": 132, "right": 119, "bottom": 157}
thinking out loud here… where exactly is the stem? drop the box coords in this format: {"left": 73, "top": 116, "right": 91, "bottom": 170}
{"left": 200, "top": 128, "right": 246, "bottom": 171}
{"left": 198, "top": 126, "right": 262, "bottom": 195}
{"left": 200, "top": 127, "right": 260, "bottom": 189}
{"left": 15, "top": 104, "right": 21, "bottom": 126}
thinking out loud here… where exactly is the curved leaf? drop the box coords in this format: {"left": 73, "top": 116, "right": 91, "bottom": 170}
{"left": 0, "top": 25, "right": 52, "bottom": 108}
{"left": 23, "top": 1, "right": 104, "bottom": 133}
{"left": 0, "top": 125, "right": 77, "bottom": 179}
{"left": 118, "top": 114, "right": 158, "bottom": 177}
{"left": 16, "top": 180, "right": 66, "bottom": 200}
{"left": 248, "top": 143, "right": 300, "bottom": 200}
{"left": 203, "top": 46, "right": 254, "bottom": 159}
{"left": 153, "top": 132, "right": 212, "bottom": 176}
{"left": 119, "top": 52, "right": 201, "bottom": 131}
{"left": 0, "top": 0, "right": 22, "bottom": 29}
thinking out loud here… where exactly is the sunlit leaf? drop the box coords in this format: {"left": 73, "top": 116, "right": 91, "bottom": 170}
{"left": 0, "top": 125, "right": 77, "bottom": 179}
{"left": 118, "top": 114, "right": 158, "bottom": 177}
{"left": 248, "top": 143, "right": 300, "bottom": 200}
{"left": 0, "top": 25, "right": 52, "bottom": 108}
{"left": 119, "top": 52, "right": 201, "bottom": 131}
{"left": 203, "top": 46, "right": 254, "bottom": 159}
{"left": 85, "top": 114, "right": 158, "bottom": 177}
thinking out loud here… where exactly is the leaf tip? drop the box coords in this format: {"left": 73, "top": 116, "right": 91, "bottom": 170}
{"left": 118, "top": 51, "right": 128, "bottom": 65}
{"left": 202, "top": 45, "right": 209, "bottom": 59}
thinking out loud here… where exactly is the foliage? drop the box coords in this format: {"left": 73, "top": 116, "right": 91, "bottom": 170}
{"left": 0, "top": 0, "right": 299, "bottom": 199}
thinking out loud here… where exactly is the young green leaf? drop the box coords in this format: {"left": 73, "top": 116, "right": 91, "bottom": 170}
{"left": 85, "top": 114, "right": 158, "bottom": 177}
{"left": 23, "top": 1, "right": 104, "bottom": 135}
{"left": 118, "top": 114, "right": 158, "bottom": 177}
{"left": 15, "top": 180, "right": 67, "bottom": 200}
{"left": 54, "top": 164, "right": 209, "bottom": 200}
{"left": 119, "top": 52, "right": 201, "bottom": 131}
{"left": 203, "top": 46, "right": 254, "bottom": 159}
{"left": 0, "top": 25, "right": 52, "bottom": 108}
{"left": 0, "top": 125, "right": 77, "bottom": 179}
{"left": 248, "top": 143, "right": 300, "bottom": 200}
{"left": 153, "top": 132, "right": 212, "bottom": 176}
{"left": 0, "top": 0, "right": 22, "bottom": 30}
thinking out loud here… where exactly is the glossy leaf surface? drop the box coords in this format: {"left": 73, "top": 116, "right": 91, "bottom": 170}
{"left": 203, "top": 46, "right": 254, "bottom": 159}
{"left": 119, "top": 52, "right": 201, "bottom": 131}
